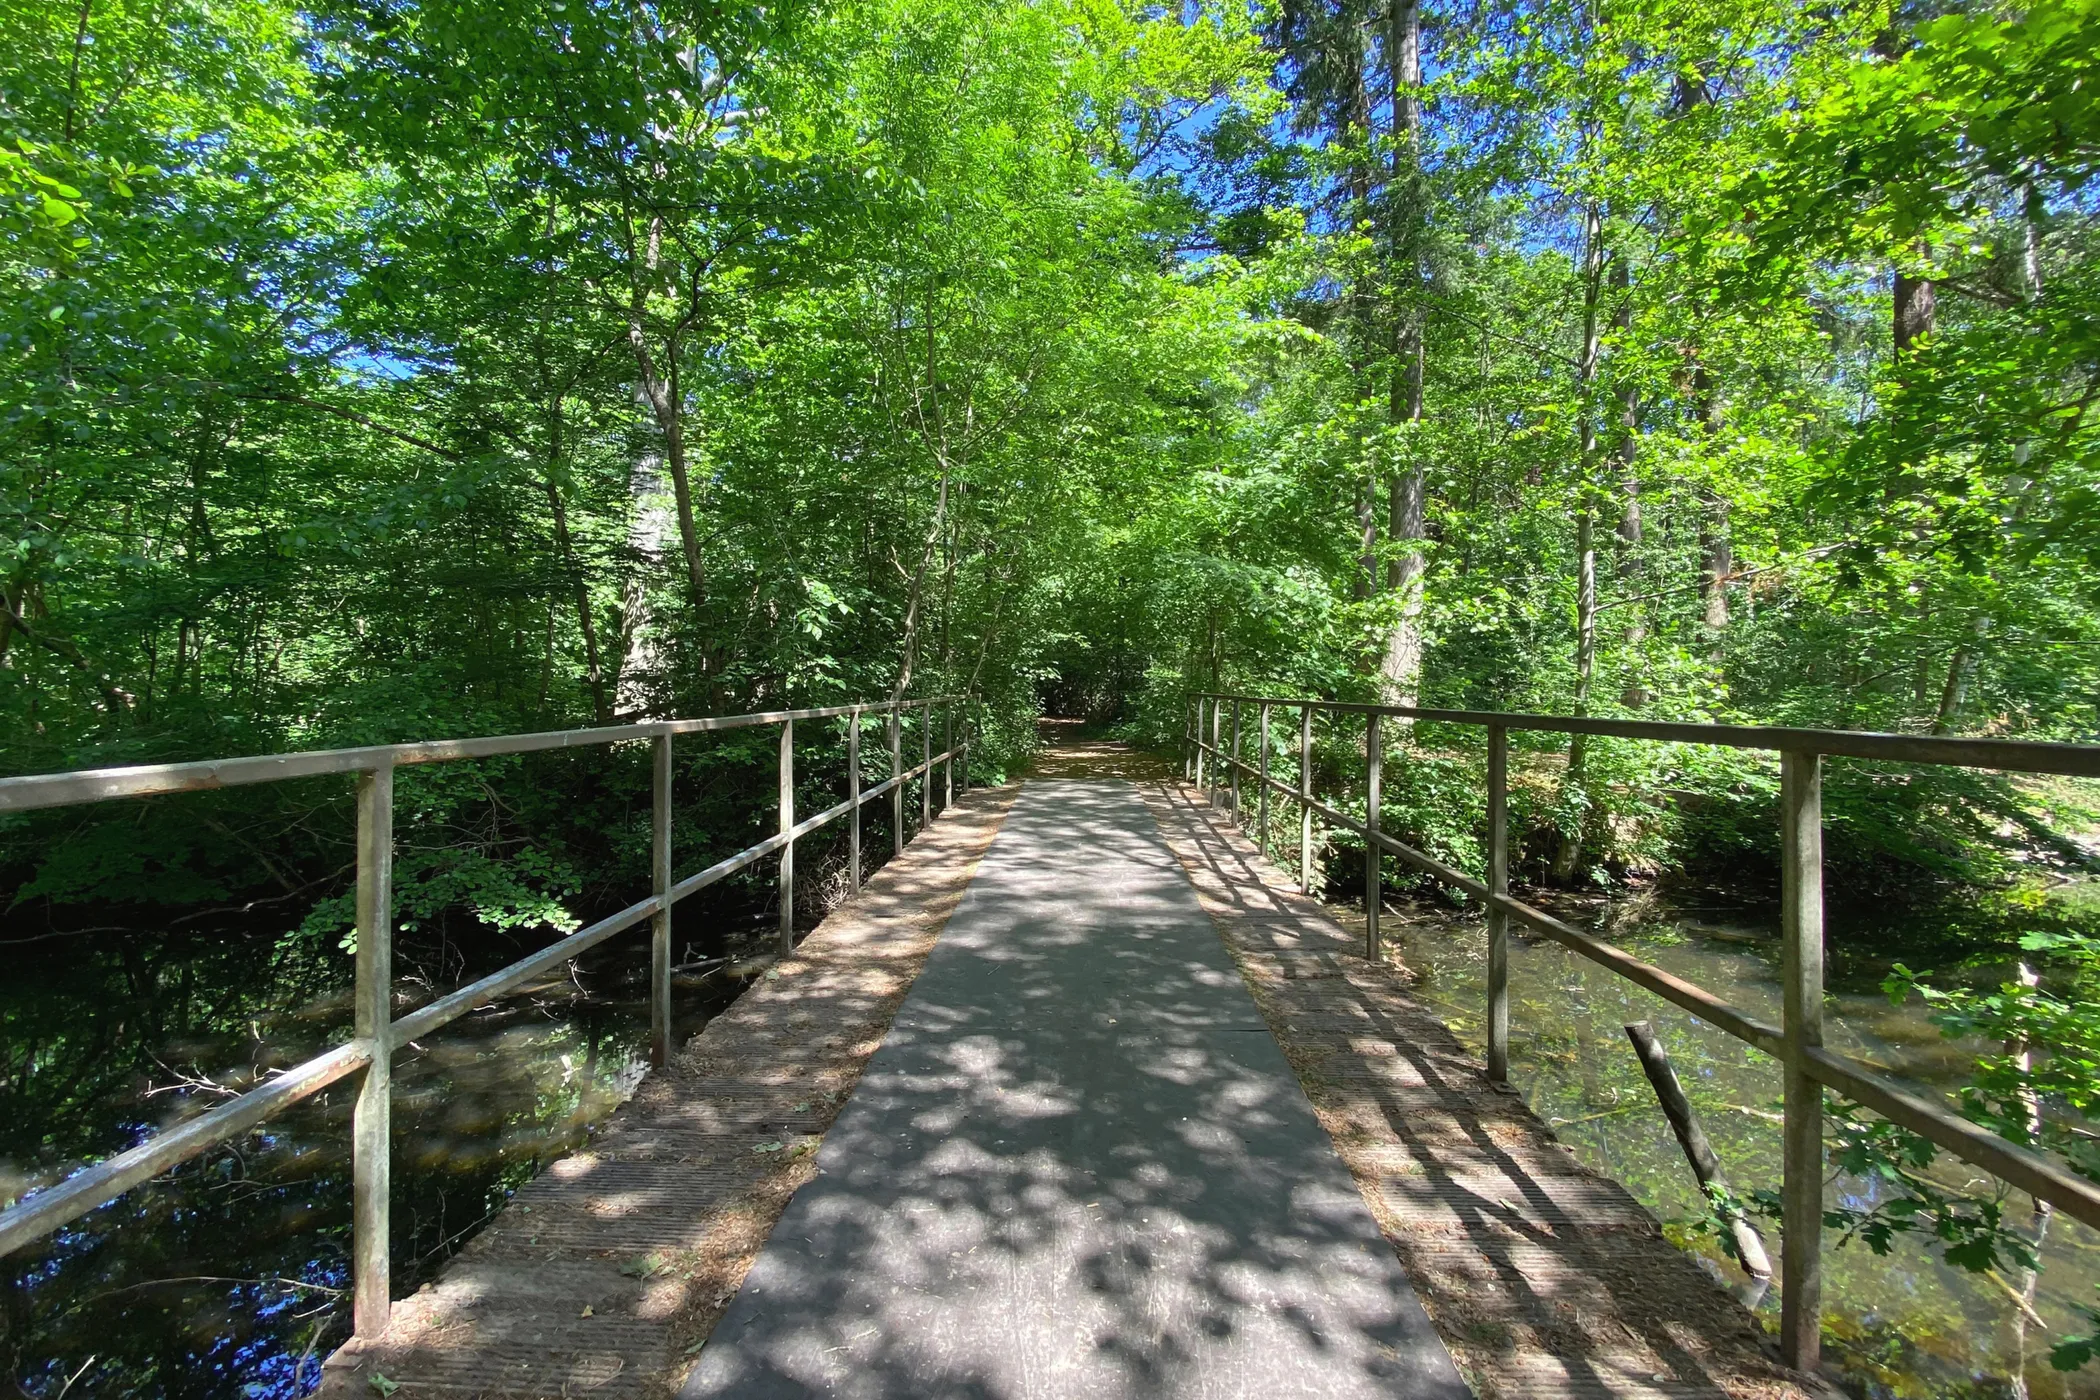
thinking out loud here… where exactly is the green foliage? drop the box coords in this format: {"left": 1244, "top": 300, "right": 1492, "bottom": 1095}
{"left": 1889, "top": 931, "right": 2100, "bottom": 1181}
{"left": 2, "top": 0, "right": 2098, "bottom": 1381}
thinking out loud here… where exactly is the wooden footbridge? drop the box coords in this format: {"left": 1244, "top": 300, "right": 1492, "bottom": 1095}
{"left": 6, "top": 695, "right": 2100, "bottom": 1398}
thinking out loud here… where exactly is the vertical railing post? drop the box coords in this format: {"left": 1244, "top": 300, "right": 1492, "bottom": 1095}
{"left": 352, "top": 763, "right": 395, "bottom": 1340}
{"left": 848, "top": 708, "right": 862, "bottom": 894}
{"left": 1485, "top": 725, "right": 1510, "bottom": 1085}
{"left": 1365, "top": 711, "right": 1382, "bottom": 964}
{"left": 1209, "top": 698, "right": 1221, "bottom": 805}
{"left": 650, "top": 732, "right": 673, "bottom": 1067}
{"left": 1298, "top": 704, "right": 1314, "bottom": 893}
{"left": 944, "top": 704, "right": 954, "bottom": 810}
{"left": 1185, "top": 699, "right": 1196, "bottom": 781}
{"left": 890, "top": 707, "right": 904, "bottom": 856}
{"left": 921, "top": 701, "right": 931, "bottom": 827}
{"left": 1780, "top": 749, "right": 1825, "bottom": 1371}
{"left": 1201, "top": 696, "right": 1218, "bottom": 793}
{"left": 778, "top": 718, "right": 795, "bottom": 956}
{"left": 1230, "top": 697, "right": 1243, "bottom": 815}
{"left": 1257, "top": 702, "right": 1271, "bottom": 857}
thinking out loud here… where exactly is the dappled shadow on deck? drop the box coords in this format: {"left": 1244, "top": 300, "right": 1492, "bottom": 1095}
{"left": 1140, "top": 783, "right": 1812, "bottom": 1400}
{"left": 316, "top": 787, "right": 1020, "bottom": 1400}
{"left": 681, "top": 781, "right": 1464, "bottom": 1400}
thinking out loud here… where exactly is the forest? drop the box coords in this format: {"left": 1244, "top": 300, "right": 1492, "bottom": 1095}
{"left": 3, "top": 0, "right": 2100, "bottom": 1392}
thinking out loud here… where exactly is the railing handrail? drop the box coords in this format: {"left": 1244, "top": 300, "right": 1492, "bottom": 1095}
{"left": 0, "top": 698, "right": 955, "bottom": 814}
{"left": 0, "top": 693, "right": 972, "bottom": 1345}
{"left": 1185, "top": 688, "right": 2100, "bottom": 1376}
{"left": 1190, "top": 691, "right": 2100, "bottom": 777}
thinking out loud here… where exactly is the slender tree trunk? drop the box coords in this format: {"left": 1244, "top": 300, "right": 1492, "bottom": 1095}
{"left": 0, "top": 571, "right": 22, "bottom": 667}
{"left": 544, "top": 476, "right": 611, "bottom": 723}
{"left": 1699, "top": 490, "right": 1732, "bottom": 632}
{"left": 625, "top": 214, "right": 708, "bottom": 608}
{"left": 2021, "top": 181, "right": 2044, "bottom": 300}
{"left": 1610, "top": 259, "right": 1645, "bottom": 707}
{"left": 1338, "top": 32, "right": 1378, "bottom": 611}
{"left": 1553, "top": 204, "right": 1605, "bottom": 881}
{"left": 889, "top": 471, "right": 952, "bottom": 703}
{"left": 1688, "top": 354, "right": 1731, "bottom": 640}
{"left": 1356, "top": 468, "right": 1378, "bottom": 602}
{"left": 1379, "top": 0, "right": 1428, "bottom": 706}
{"left": 1893, "top": 265, "right": 1935, "bottom": 357}
{"left": 1931, "top": 614, "right": 1990, "bottom": 733}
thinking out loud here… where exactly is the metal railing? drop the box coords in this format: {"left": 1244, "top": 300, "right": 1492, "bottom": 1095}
{"left": 0, "top": 697, "right": 969, "bottom": 1339}
{"left": 1187, "top": 690, "right": 2100, "bottom": 1375}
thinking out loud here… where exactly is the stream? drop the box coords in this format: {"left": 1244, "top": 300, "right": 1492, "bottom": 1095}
{"left": 0, "top": 903, "right": 772, "bottom": 1399}
{"left": 1336, "top": 882, "right": 2100, "bottom": 1400}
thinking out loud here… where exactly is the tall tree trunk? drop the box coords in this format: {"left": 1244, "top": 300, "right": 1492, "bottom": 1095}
{"left": 1611, "top": 258, "right": 1645, "bottom": 708}
{"left": 1699, "top": 489, "right": 1732, "bottom": 633}
{"left": 889, "top": 470, "right": 952, "bottom": 703}
{"left": 2021, "top": 180, "right": 2044, "bottom": 300}
{"left": 544, "top": 476, "right": 611, "bottom": 724}
{"left": 1379, "top": 0, "right": 1429, "bottom": 706}
{"left": 1893, "top": 265, "right": 1935, "bottom": 356}
{"left": 1688, "top": 355, "right": 1731, "bottom": 640}
{"left": 1931, "top": 614, "right": 1990, "bottom": 733}
{"left": 625, "top": 214, "right": 709, "bottom": 608}
{"left": 0, "top": 571, "right": 22, "bottom": 668}
{"left": 1356, "top": 468, "right": 1378, "bottom": 602}
{"left": 1553, "top": 204, "right": 1605, "bottom": 882}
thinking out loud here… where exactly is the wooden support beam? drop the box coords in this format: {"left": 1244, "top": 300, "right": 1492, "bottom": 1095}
{"left": 1299, "top": 705, "right": 1313, "bottom": 894}
{"left": 1780, "top": 749, "right": 1824, "bottom": 1371}
{"left": 1257, "top": 702, "right": 1271, "bottom": 857}
{"left": 779, "top": 719, "right": 795, "bottom": 956}
{"left": 848, "top": 709, "right": 862, "bottom": 893}
{"left": 353, "top": 763, "right": 395, "bottom": 1339}
{"left": 890, "top": 712, "right": 904, "bottom": 856}
{"left": 1365, "top": 710, "right": 1382, "bottom": 964}
{"left": 651, "top": 734, "right": 673, "bottom": 1066}
{"left": 1486, "top": 725, "right": 1509, "bottom": 1085}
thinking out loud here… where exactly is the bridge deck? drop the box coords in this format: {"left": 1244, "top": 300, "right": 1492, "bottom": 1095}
{"left": 682, "top": 780, "right": 1466, "bottom": 1399}
{"left": 322, "top": 760, "right": 1808, "bottom": 1400}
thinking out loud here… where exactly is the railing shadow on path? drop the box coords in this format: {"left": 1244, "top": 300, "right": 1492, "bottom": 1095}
{"left": 1142, "top": 780, "right": 1812, "bottom": 1400}
{"left": 681, "top": 780, "right": 1466, "bottom": 1400}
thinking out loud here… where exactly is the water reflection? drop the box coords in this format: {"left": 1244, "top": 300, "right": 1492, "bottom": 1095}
{"left": 0, "top": 914, "right": 752, "bottom": 1399}
{"left": 1336, "top": 890, "right": 2100, "bottom": 1400}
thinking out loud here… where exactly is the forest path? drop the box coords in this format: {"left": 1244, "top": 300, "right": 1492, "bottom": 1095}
{"left": 679, "top": 780, "right": 1466, "bottom": 1399}
{"left": 320, "top": 760, "right": 1810, "bottom": 1400}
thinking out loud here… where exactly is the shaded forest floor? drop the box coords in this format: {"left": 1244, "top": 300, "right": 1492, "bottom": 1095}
{"left": 1027, "top": 717, "right": 1180, "bottom": 780}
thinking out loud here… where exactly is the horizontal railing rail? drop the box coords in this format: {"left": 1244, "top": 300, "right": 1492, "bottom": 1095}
{"left": 0, "top": 697, "right": 970, "bottom": 1343}
{"left": 1186, "top": 690, "right": 2100, "bottom": 1376}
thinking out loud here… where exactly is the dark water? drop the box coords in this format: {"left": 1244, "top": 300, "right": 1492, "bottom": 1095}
{"left": 1331, "top": 881, "right": 2100, "bottom": 1400}
{"left": 0, "top": 904, "right": 767, "bottom": 1399}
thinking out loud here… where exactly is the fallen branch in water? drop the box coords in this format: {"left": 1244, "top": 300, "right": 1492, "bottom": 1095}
{"left": 1625, "top": 1020, "right": 1773, "bottom": 1280}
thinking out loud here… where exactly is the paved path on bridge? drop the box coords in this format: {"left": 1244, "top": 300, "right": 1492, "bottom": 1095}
{"left": 322, "top": 758, "right": 1809, "bottom": 1400}
{"left": 681, "top": 781, "right": 1468, "bottom": 1399}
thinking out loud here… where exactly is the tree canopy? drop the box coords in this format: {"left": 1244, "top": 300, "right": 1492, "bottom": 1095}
{"left": 6, "top": 0, "right": 2100, "bottom": 1386}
